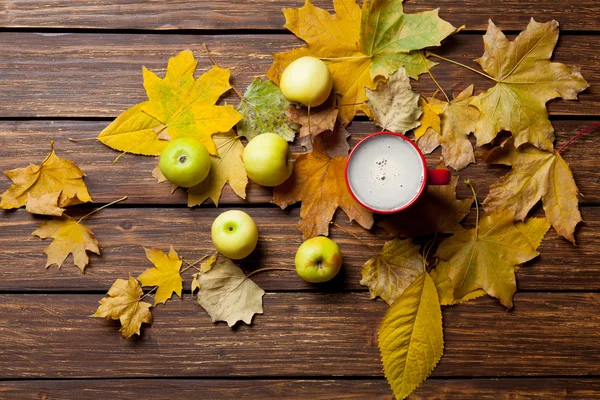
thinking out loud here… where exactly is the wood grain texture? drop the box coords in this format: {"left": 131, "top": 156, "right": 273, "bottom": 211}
{"left": 1, "top": 378, "right": 599, "bottom": 399}
{"left": 0, "top": 292, "right": 599, "bottom": 378}
{"left": 1, "top": 0, "right": 598, "bottom": 31}
{"left": 0, "top": 120, "right": 597, "bottom": 205}
{"left": 0, "top": 206, "right": 598, "bottom": 292}
{"left": 0, "top": 33, "right": 597, "bottom": 118}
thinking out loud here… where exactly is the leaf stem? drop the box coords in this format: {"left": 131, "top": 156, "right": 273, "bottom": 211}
{"left": 202, "top": 43, "right": 245, "bottom": 100}
{"left": 557, "top": 122, "right": 600, "bottom": 154}
{"left": 180, "top": 254, "right": 211, "bottom": 274}
{"left": 427, "top": 52, "right": 497, "bottom": 82}
{"left": 246, "top": 267, "right": 296, "bottom": 279}
{"left": 76, "top": 196, "right": 128, "bottom": 224}
{"left": 140, "top": 285, "right": 158, "bottom": 301}
{"left": 331, "top": 222, "right": 379, "bottom": 256}
{"left": 419, "top": 51, "right": 450, "bottom": 103}
{"left": 319, "top": 55, "right": 372, "bottom": 61}
{"left": 68, "top": 137, "right": 98, "bottom": 142}
{"left": 465, "top": 179, "right": 479, "bottom": 238}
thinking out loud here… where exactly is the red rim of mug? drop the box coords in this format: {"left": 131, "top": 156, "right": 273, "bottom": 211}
{"left": 345, "top": 131, "right": 427, "bottom": 215}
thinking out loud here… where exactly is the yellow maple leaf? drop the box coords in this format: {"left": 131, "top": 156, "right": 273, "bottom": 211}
{"left": 25, "top": 191, "right": 65, "bottom": 216}
{"left": 470, "top": 19, "right": 589, "bottom": 151}
{"left": 378, "top": 272, "right": 443, "bottom": 400}
{"left": 413, "top": 97, "right": 442, "bottom": 140}
{"left": 93, "top": 276, "right": 153, "bottom": 339}
{"left": 482, "top": 138, "right": 582, "bottom": 243}
{"left": 98, "top": 50, "right": 241, "bottom": 156}
{"left": 1, "top": 142, "right": 92, "bottom": 213}
{"left": 268, "top": 0, "right": 456, "bottom": 124}
{"left": 187, "top": 133, "right": 248, "bottom": 207}
{"left": 137, "top": 247, "right": 183, "bottom": 305}
{"left": 32, "top": 215, "right": 100, "bottom": 272}
{"left": 273, "top": 143, "right": 373, "bottom": 239}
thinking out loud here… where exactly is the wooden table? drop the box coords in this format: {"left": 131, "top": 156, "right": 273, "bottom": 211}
{"left": 1, "top": 1, "right": 599, "bottom": 398}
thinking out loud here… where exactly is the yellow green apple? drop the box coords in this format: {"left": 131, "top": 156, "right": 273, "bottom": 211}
{"left": 159, "top": 137, "right": 211, "bottom": 188}
{"left": 280, "top": 56, "right": 333, "bottom": 107}
{"left": 295, "top": 236, "right": 343, "bottom": 283}
{"left": 243, "top": 132, "right": 293, "bottom": 187}
{"left": 211, "top": 210, "right": 258, "bottom": 260}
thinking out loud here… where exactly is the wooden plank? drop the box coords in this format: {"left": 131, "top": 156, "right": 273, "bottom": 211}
{"left": 0, "top": 119, "right": 597, "bottom": 205}
{"left": 1, "top": 378, "right": 599, "bottom": 399}
{"left": 0, "top": 292, "right": 598, "bottom": 378}
{"left": 0, "top": 33, "right": 597, "bottom": 118}
{"left": 0, "top": 206, "right": 598, "bottom": 291}
{"left": 1, "top": 0, "right": 598, "bottom": 32}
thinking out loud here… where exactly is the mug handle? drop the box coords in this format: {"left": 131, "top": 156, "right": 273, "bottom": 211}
{"left": 427, "top": 169, "right": 451, "bottom": 185}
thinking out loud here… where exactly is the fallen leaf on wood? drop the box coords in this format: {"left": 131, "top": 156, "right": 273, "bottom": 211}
{"left": 302, "top": 119, "right": 350, "bottom": 157}
{"left": 470, "top": 19, "right": 589, "bottom": 151}
{"left": 1, "top": 142, "right": 92, "bottom": 213}
{"left": 195, "top": 258, "right": 264, "bottom": 327}
{"left": 236, "top": 78, "right": 299, "bottom": 142}
{"left": 187, "top": 133, "right": 248, "bottom": 207}
{"left": 366, "top": 67, "right": 422, "bottom": 133}
{"left": 361, "top": 238, "right": 425, "bottom": 306}
{"left": 413, "top": 97, "right": 442, "bottom": 140}
{"left": 93, "top": 276, "right": 153, "bottom": 339}
{"left": 482, "top": 138, "right": 582, "bottom": 243}
{"left": 191, "top": 254, "right": 217, "bottom": 294}
{"left": 268, "top": 0, "right": 456, "bottom": 123}
{"left": 380, "top": 174, "right": 473, "bottom": 238}
{"left": 33, "top": 215, "right": 100, "bottom": 272}
{"left": 379, "top": 272, "right": 443, "bottom": 400}
{"left": 286, "top": 95, "right": 339, "bottom": 144}
{"left": 137, "top": 247, "right": 183, "bottom": 305}
{"left": 273, "top": 143, "right": 373, "bottom": 239}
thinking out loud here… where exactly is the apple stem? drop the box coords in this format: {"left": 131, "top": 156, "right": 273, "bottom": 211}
{"left": 246, "top": 267, "right": 296, "bottom": 279}
{"left": 331, "top": 222, "right": 379, "bottom": 256}
{"left": 76, "top": 196, "right": 128, "bottom": 224}
{"left": 203, "top": 43, "right": 245, "bottom": 101}
{"left": 556, "top": 122, "right": 600, "bottom": 154}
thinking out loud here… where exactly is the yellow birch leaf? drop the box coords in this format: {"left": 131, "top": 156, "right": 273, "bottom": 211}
{"left": 379, "top": 272, "right": 443, "bottom": 400}
{"left": 93, "top": 276, "right": 153, "bottom": 339}
{"left": 187, "top": 133, "right": 248, "bottom": 207}
{"left": 137, "top": 247, "right": 183, "bottom": 305}
{"left": 413, "top": 97, "right": 442, "bottom": 140}
{"left": 32, "top": 215, "right": 100, "bottom": 272}
{"left": 360, "top": 238, "right": 425, "bottom": 306}
{"left": 470, "top": 19, "right": 589, "bottom": 151}
{"left": 1, "top": 142, "right": 92, "bottom": 212}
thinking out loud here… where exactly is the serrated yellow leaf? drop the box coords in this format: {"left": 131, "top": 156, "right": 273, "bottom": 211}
{"left": 413, "top": 97, "right": 442, "bottom": 140}
{"left": 378, "top": 272, "right": 443, "bottom": 400}
{"left": 25, "top": 191, "right": 65, "bottom": 216}
{"left": 1, "top": 143, "right": 92, "bottom": 212}
{"left": 137, "top": 246, "right": 183, "bottom": 305}
{"left": 32, "top": 215, "right": 100, "bottom": 272}
{"left": 187, "top": 133, "right": 248, "bottom": 207}
{"left": 191, "top": 254, "right": 217, "bottom": 294}
{"left": 93, "top": 276, "right": 153, "bottom": 339}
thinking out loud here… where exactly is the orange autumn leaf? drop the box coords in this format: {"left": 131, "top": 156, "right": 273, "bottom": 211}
{"left": 0, "top": 142, "right": 92, "bottom": 214}
{"left": 273, "top": 143, "right": 373, "bottom": 239}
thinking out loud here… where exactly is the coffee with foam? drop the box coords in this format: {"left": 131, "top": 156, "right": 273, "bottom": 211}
{"left": 347, "top": 134, "right": 424, "bottom": 211}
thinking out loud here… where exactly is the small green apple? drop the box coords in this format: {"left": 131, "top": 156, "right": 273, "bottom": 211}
{"left": 211, "top": 210, "right": 259, "bottom": 260}
{"left": 243, "top": 132, "right": 293, "bottom": 187}
{"left": 295, "top": 236, "right": 342, "bottom": 283}
{"left": 159, "top": 137, "right": 211, "bottom": 188}
{"left": 280, "top": 56, "right": 333, "bottom": 107}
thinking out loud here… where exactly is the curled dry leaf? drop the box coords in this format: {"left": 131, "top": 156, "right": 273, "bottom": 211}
{"left": 236, "top": 78, "right": 299, "bottom": 142}
{"left": 273, "top": 143, "right": 373, "bottom": 239}
{"left": 98, "top": 50, "right": 242, "bottom": 156}
{"left": 305, "top": 119, "right": 351, "bottom": 157}
{"left": 366, "top": 67, "right": 422, "bottom": 133}
{"left": 378, "top": 272, "right": 443, "bottom": 400}
{"left": 195, "top": 258, "right": 265, "bottom": 327}
{"left": 33, "top": 215, "right": 100, "bottom": 273}
{"left": 0, "top": 142, "right": 92, "bottom": 213}
{"left": 268, "top": 0, "right": 456, "bottom": 123}
{"left": 380, "top": 174, "right": 473, "bottom": 238}
{"left": 482, "top": 138, "right": 582, "bottom": 243}
{"left": 187, "top": 133, "right": 248, "bottom": 207}
{"left": 137, "top": 247, "right": 183, "bottom": 305}
{"left": 286, "top": 95, "right": 339, "bottom": 145}
{"left": 93, "top": 276, "right": 153, "bottom": 339}
{"left": 434, "top": 211, "right": 550, "bottom": 309}
{"left": 470, "top": 19, "right": 589, "bottom": 151}
{"left": 360, "top": 238, "right": 425, "bottom": 306}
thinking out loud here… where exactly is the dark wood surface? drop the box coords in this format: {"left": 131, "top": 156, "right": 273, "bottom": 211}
{"left": 0, "top": 1, "right": 599, "bottom": 398}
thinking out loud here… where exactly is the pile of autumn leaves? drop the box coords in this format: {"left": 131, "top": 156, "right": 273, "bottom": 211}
{"left": 0, "top": 0, "right": 590, "bottom": 399}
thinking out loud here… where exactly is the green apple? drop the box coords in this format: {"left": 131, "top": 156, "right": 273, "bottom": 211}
{"left": 243, "top": 132, "right": 293, "bottom": 187}
{"left": 295, "top": 236, "right": 343, "bottom": 283}
{"left": 211, "top": 210, "right": 259, "bottom": 260}
{"left": 280, "top": 56, "right": 333, "bottom": 107}
{"left": 159, "top": 137, "right": 211, "bottom": 188}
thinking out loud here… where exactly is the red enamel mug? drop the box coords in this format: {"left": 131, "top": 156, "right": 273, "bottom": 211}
{"left": 345, "top": 132, "right": 450, "bottom": 214}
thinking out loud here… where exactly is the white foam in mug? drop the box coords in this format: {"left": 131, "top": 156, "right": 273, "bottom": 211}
{"left": 346, "top": 133, "right": 425, "bottom": 212}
